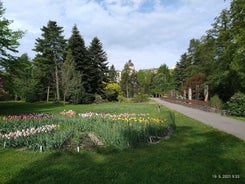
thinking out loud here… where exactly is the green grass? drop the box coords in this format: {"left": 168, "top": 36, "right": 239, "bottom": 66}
{"left": 0, "top": 101, "right": 244, "bottom": 184}
{"left": 231, "top": 115, "right": 245, "bottom": 122}
{"left": 0, "top": 101, "right": 160, "bottom": 116}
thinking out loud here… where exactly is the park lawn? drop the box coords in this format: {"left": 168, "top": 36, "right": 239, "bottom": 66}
{"left": 0, "top": 102, "right": 244, "bottom": 184}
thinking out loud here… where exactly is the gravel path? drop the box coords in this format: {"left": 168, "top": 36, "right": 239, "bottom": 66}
{"left": 153, "top": 98, "right": 245, "bottom": 141}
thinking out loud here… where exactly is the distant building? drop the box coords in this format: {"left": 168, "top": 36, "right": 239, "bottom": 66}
{"left": 128, "top": 60, "right": 135, "bottom": 75}
{"left": 149, "top": 68, "right": 158, "bottom": 74}
{"left": 139, "top": 67, "right": 158, "bottom": 74}
{"left": 116, "top": 70, "right": 121, "bottom": 82}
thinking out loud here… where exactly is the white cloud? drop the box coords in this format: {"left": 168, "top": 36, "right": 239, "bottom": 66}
{"left": 1, "top": 0, "right": 230, "bottom": 70}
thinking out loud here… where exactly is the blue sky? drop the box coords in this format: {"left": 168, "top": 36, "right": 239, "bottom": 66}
{"left": 2, "top": 0, "right": 230, "bottom": 70}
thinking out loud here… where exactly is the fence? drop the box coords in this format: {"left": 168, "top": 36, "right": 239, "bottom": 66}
{"left": 160, "top": 97, "right": 216, "bottom": 112}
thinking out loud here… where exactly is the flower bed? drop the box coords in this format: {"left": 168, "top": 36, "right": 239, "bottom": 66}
{"left": 0, "top": 111, "right": 175, "bottom": 151}
{"left": 2, "top": 113, "right": 53, "bottom": 120}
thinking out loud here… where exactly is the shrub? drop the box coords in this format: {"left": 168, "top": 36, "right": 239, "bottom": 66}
{"left": 94, "top": 94, "right": 103, "bottom": 104}
{"left": 25, "top": 92, "right": 40, "bottom": 103}
{"left": 210, "top": 95, "right": 223, "bottom": 111}
{"left": 118, "top": 95, "right": 128, "bottom": 103}
{"left": 80, "top": 93, "right": 95, "bottom": 104}
{"left": 104, "top": 82, "right": 121, "bottom": 101}
{"left": 132, "top": 93, "right": 150, "bottom": 103}
{"left": 226, "top": 92, "right": 245, "bottom": 116}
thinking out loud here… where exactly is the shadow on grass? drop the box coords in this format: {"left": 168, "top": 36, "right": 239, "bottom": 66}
{"left": 0, "top": 102, "right": 63, "bottom": 116}
{"left": 7, "top": 126, "right": 244, "bottom": 184}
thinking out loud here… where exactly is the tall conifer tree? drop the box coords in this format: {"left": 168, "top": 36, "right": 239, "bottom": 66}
{"left": 68, "top": 25, "right": 88, "bottom": 94}
{"left": 33, "top": 20, "right": 66, "bottom": 101}
{"left": 87, "top": 37, "right": 108, "bottom": 96}
{"left": 0, "top": 1, "right": 24, "bottom": 70}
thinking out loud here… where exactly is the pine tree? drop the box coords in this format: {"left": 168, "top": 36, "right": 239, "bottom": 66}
{"left": 61, "top": 49, "right": 83, "bottom": 104}
{"left": 108, "top": 64, "right": 118, "bottom": 82}
{"left": 120, "top": 60, "right": 137, "bottom": 98}
{"left": 173, "top": 53, "right": 189, "bottom": 89}
{"left": 87, "top": 37, "right": 108, "bottom": 96}
{"left": 33, "top": 20, "right": 67, "bottom": 102}
{"left": 0, "top": 1, "right": 24, "bottom": 70}
{"left": 68, "top": 25, "right": 88, "bottom": 91}
{"left": 0, "top": 1, "right": 24, "bottom": 99}
{"left": 12, "top": 54, "right": 33, "bottom": 100}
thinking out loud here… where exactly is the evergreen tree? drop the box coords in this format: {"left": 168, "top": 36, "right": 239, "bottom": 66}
{"left": 108, "top": 64, "right": 118, "bottom": 82}
{"left": 207, "top": 9, "right": 235, "bottom": 101}
{"left": 120, "top": 62, "right": 130, "bottom": 98}
{"left": 173, "top": 53, "right": 189, "bottom": 89}
{"left": 0, "top": 1, "right": 24, "bottom": 99}
{"left": 68, "top": 25, "right": 88, "bottom": 92}
{"left": 120, "top": 60, "right": 137, "bottom": 98}
{"left": 0, "top": 1, "right": 24, "bottom": 70}
{"left": 12, "top": 54, "right": 33, "bottom": 100}
{"left": 173, "top": 0, "right": 245, "bottom": 102}
{"left": 230, "top": 0, "right": 245, "bottom": 90}
{"left": 61, "top": 49, "right": 83, "bottom": 104}
{"left": 33, "top": 20, "right": 67, "bottom": 102}
{"left": 0, "top": 76, "right": 4, "bottom": 98}
{"left": 87, "top": 37, "right": 108, "bottom": 96}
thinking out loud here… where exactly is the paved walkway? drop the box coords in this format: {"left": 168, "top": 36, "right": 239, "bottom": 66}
{"left": 153, "top": 98, "right": 245, "bottom": 141}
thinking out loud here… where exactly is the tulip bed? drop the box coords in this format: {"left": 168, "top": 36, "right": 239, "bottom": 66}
{"left": 0, "top": 111, "right": 175, "bottom": 151}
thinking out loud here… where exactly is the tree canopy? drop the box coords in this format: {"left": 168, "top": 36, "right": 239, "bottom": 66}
{"left": 0, "top": 1, "right": 24, "bottom": 70}
{"left": 173, "top": 0, "right": 245, "bottom": 102}
{"left": 33, "top": 20, "right": 67, "bottom": 102}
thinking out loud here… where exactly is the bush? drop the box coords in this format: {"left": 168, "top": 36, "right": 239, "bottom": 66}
{"left": 132, "top": 93, "right": 150, "bottom": 103}
{"left": 226, "top": 92, "right": 245, "bottom": 116}
{"left": 25, "top": 92, "right": 40, "bottom": 103}
{"left": 118, "top": 95, "right": 128, "bottom": 103}
{"left": 94, "top": 94, "right": 103, "bottom": 104}
{"left": 210, "top": 95, "right": 223, "bottom": 111}
{"left": 80, "top": 93, "right": 95, "bottom": 104}
{"left": 105, "top": 83, "right": 121, "bottom": 101}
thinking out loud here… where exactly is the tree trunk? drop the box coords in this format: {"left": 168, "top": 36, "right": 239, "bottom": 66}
{"left": 63, "top": 92, "right": 66, "bottom": 106}
{"left": 47, "top": 86, "right": 50, "bottom": 102}
{"left": 126, "top": 84, "right": 129, "bottom": 98}
{"left": 55, "top": 63, "right": 60, "bottom": 101}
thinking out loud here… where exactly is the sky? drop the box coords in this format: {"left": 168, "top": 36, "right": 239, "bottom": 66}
{"left": 2, "top": 0, "right": 230, "bottom": 70}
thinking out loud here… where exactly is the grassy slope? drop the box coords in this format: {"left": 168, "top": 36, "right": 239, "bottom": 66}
{"left": 0, "top": 102, "right": 244, "bottom": 184}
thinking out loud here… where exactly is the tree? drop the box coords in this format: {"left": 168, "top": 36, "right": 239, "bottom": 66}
{"left": 184, "top": 73, "right": 206, "bottom": 100}
{"left": 108, "top": 64, "right": 118, "bottom": 82}
{"left": 33, "top": 20, "right": 67, "bottom": 102}
{"left": 87, "top": 37, "right": 108, "bottom": 96}
{"left": 137, "top": 69, "right": 153, "bottom": 94}
{"left": 0, "top": 1, "right": 24, "bottom": 100}
{"left": 104, "top": 82, "right": 121, "bottom": 101}
{"left": 61, "top": 50, "right": 83, "bottom": 104}
{"left": 152, "top": 64, "right": 174, "bottom": 96}
{"left": 230, "top": 0, "right": 245, "bottom": 90}
{"left": 0, "top": 76, "right": 5, "bottom": 98}
{"left": 206, "top": 9, "right": 236, "bottom": 101}
{"left": 0, "top": 1, "right": 24, "bottom": 70}
{"left": 120, "top": 60, "right": 137, "bottom": 98}
{"left": 11, "top": 54, "right": 34, "bottom": 100}
{"left": 173, "top": 53, "right": 190, "bottom": 89}
{"left": 173, "top": 0, "right": 244, "bottom": 102}
{"left": 68, "top": 25, "right": 88, "bottom": 91}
